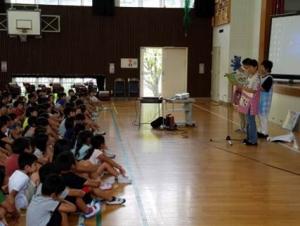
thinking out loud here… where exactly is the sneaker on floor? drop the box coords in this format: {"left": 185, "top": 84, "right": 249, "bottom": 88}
{"left": 100, "top": 182, "right": 113, "bottom": 190}
{"left": 103, "top": 176, "right": 116, "bottom": 184}
{"left": 257, "top": 132, "right": 268, "bottom": 138}
{"left": 84, "top": 202, "right": 101, "bottom": 218}
{"left": 244, "top": 140, "right": 257, "bottom": 146}
{"left": 94, "top": 130, "right": 106, "bottom": 136}
{"left": 116, "top": 175, "right": 132, "bottom": 184}
{"left": 106, "top": 196, "right": 126, "bottom": 205}
{"left": 104, "top": 151, "right": 116, "bottom": 159}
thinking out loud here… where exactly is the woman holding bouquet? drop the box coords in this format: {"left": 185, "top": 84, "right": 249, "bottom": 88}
{"left": 231, "top": 58, "right": 251, "bottom": 132}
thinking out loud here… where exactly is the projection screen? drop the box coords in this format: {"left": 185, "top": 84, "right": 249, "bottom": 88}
{"left": 268, "top": 14, "right": 300, "bottom": 78}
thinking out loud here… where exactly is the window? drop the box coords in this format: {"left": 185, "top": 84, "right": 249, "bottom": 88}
{"left": 164, "top": 0, "right": 183, "bottom": 8}
{"left": 119, "top": 0, "right": 194, "bottom": 8}
{"left": 7, "top": 0, "right": 194, "bottom": 8}
{"left": 58, "top": 0, "right": 81, "bottom": 6}
{"left": 13, "top": 77, "right": 97, "bottom": 94}
{"left": 142, "top": 0, "right": 160, "bottom": 8}
{"left": 119, "top": 0, "right": 139, "bottom": 7}
{"left": 10, "top": 0, "right": 35, "bottom": 4}
{"left": 82, "top": 0, "right": 92, "bottom": 6}
{"left": 36, "top": 0, "right": 58, "bottom": 5}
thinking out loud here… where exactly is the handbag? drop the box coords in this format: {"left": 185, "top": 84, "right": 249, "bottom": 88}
{"left": 165, "top": 114, "right": 177, "bottom": 130}
{"left": 151, "top": 117, "right": 164, "bottom": 129}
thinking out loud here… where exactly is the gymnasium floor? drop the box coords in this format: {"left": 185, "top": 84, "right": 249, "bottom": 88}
{"left": 23, "top": 99, "right": 300, "bottom": 226}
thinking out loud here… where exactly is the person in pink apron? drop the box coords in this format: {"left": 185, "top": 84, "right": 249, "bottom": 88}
{"left": 232, "top": 58, "right": 252, "bottom": 132}
{"left": 238, "top": 59, "right": 261, "bottom": 145}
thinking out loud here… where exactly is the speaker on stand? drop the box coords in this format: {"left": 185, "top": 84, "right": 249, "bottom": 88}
{"left": 0, "top": 0, "right": 6, "bottom": 13}
{"left": 194, "top": 0, "right": 215, "bottom": 18}
{"left": 92, "top": 0, "right": 115, "bottom": 16}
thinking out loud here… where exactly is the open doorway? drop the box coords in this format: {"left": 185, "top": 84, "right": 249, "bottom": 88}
{"left": 139, "top": 47, "right": 188, "bottom": 124}
{"left": 140, "top": 47, "right": 163, "bottom": 97}
{"left": 140, "top": 47, "right": 188, "bottom": 98}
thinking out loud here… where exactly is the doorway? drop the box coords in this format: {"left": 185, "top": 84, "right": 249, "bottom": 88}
{"left": 139, "top": 47, "right": 188, "bottom": 124}
{"left": 140, "top": 47, "right": 188, "bottom": 98}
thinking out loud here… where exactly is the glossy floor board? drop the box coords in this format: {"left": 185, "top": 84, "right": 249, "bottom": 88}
{"left": 21, "top": 99, "right": 300, "bottom": 226}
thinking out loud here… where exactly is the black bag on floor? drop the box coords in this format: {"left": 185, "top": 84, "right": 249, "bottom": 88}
{"left": 151, "top": 117, "right": 164, "bottom": 129}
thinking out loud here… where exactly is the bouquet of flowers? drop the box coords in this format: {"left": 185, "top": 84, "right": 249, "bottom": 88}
{"left": 225, "top": 55, "right": 249, "bottom": 106}
{"left": 224, "top": 72, "right": 248, "bottom": 86}
{"left": 225, "top": 55, "right": 249, "bottom": 86}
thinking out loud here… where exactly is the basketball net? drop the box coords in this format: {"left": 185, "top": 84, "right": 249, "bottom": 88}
{"left": 19, "top": 28, "right": 28, "bottom": 42}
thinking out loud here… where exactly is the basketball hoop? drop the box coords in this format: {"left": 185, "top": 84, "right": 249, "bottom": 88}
{"left": 21, "top": 28, "right": 28, "bottom": 33}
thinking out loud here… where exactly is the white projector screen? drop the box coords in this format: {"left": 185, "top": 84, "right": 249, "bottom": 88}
{"left": 268, "top": 14, "right": 300, "bottom": 77}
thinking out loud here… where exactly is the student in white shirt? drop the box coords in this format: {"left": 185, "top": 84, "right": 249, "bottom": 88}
{"left": 84, "top": 135, "right": 131, "bottom": 184}
{"left": 240, "top": 59, "right": 261, "bottom": 145}
{"left": 8, "top": 153, "right": 38, "bottom": 212}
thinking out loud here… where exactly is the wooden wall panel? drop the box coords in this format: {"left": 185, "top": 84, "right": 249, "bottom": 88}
{"left": 0, "top": 6, "right": 212, "bottom": 97}
{"left": 259, "top": 0, "right": 273, "bottom": 62}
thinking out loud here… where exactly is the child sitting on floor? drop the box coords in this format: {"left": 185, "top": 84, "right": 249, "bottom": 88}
{"left": 55, "top": 151, "right": 126, "bottom": 206}
{"left": 84, "top": 135, "right": 131, "bottom": 184}
{"left": 26, "top": 174, "right": 76, "bottom": 226}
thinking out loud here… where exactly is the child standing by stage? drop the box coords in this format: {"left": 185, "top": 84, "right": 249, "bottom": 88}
{"left": 257, "top": 60, "right": 273, "bottom": 138}
{"left": 239, "top": 59, "right": 261, "bottom": 145}
{"left": 232, "top": 58, "right": 252, "bottom": 132}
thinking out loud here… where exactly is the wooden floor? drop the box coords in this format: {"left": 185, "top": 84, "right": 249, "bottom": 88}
{"left": 22, "top": 99, "right": 300, "bottom": 226}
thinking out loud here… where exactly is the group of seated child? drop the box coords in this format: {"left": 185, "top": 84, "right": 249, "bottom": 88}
{"left": 0, "top": 86, "right": 131, "bottom": 226}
